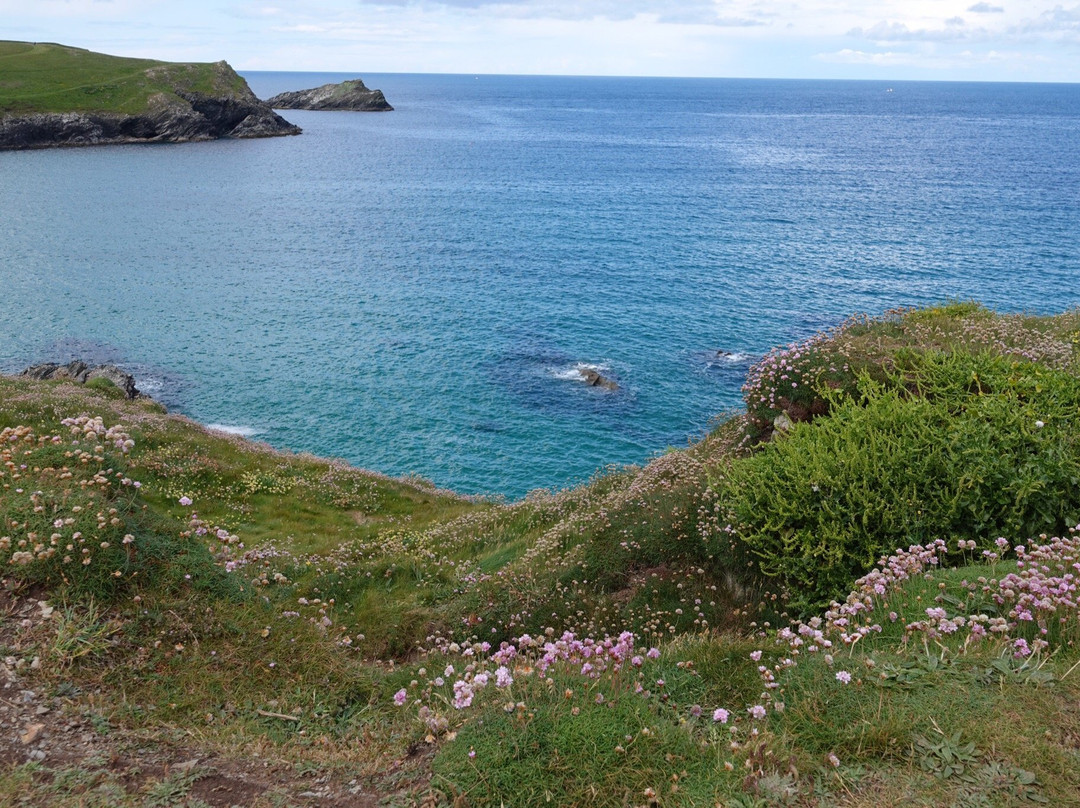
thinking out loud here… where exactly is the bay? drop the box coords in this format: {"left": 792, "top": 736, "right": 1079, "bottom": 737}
{"left": 2, "top": 74, "right": 1078, "bottom": 497}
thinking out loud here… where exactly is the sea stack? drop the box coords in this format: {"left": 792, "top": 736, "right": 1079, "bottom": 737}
{"left": 266, "top": 79, "right": 393, "bottom": 112}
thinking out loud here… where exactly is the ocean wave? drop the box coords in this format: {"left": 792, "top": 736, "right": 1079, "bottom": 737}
{"left": 137, "top": 376, "right": 165, "bottom": 394}
{"left": 205, "top": 423, "right": 263, "bottom": 437}
{"left": 550, "top": 362, "right": 610, "bottom": 382}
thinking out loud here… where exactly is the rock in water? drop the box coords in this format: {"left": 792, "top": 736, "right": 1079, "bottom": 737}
{"left": 266, "top": 79, "right": 393, "bottom": 112}
{"left": 20, "top": 361, "right": 140, "bottom": 399}
{"left": 580, "top": 368, "right": 619, "bottom": 391}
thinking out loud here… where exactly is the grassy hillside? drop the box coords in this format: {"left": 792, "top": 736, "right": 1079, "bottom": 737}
{"left": 0, "top": 41, "right": 248, "bottom": 115}
{"left": 1, "top": 302, "right": 1079, "bottom": 806}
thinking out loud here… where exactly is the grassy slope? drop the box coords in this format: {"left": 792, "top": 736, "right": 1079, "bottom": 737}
{"left": 0, "top": 40, "right": 247, "bottom": 115}
{"left": 1, "top": 302, "right": 1079, "bottom": 806}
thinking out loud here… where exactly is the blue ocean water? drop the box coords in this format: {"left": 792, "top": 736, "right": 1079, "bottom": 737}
{"left": 1, "top": 75, "right": 1078, "bottom": 498}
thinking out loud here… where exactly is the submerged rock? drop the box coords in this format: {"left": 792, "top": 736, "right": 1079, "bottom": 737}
{"left": 580, "top": 368, "right": 619, "bottom": 391}
{"left": 20, "top": 361, "right": 140, "bottom": 399}
{"left": 266, "top": 79, "right": 393, "bottom": 112}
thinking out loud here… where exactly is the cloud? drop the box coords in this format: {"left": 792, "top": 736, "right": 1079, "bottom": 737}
{"left": 1027, "top": 3, "right": 1080, "bottom": 26}
{"left": 348, "top": 0, "right": 768, "bottom": 25}
{"left": 4, "top": 0, "right": 1078, "bottom": 80}
{"left": 815, "top": 47, "right": 1037, "bottom": 69}
{"left": 272, "top": 23, "right": 330, "bottom": 32}
{"left": 847, "top": 4, "right": 1080, "bottom": 48}
{"left": 656, "top": 11, "right": 766, "bottom": 27}
{"left": 816, "top": 48, "right": 924, "bottom": 66}
{"left": 1010, "top": 3, "right": 1080, "bottom": 41}
{"left": 0, "top": 0, "right": 160, "bottom": 16}
{"left": 847, "top": 20, "right": 976, "bottom": 42}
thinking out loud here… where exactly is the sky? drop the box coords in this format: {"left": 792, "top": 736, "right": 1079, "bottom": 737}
{"left": 2, "top": 0, "right": 1079, "bottom": 82}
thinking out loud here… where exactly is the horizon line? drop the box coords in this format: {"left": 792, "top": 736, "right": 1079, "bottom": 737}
{"left": 236, "top": 68, "right": 1080, "bottom": 87}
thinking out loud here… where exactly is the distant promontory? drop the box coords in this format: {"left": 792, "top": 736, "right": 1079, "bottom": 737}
{"left": 266, "top": 79, "right": 393, "bottom": 112}
{"left": 0, "top": 41, "right": 300, "bottom": 150}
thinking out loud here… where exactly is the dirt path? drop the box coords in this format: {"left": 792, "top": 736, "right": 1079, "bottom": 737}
{"left": 1, "top": 593, "right": 387, "bottom": 807}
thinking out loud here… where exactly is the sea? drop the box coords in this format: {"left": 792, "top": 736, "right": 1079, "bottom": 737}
{"left": 2, "top": 74, "right": 1078, "bottom": 499}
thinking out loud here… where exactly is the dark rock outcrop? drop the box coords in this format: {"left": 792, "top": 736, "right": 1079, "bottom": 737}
{"left": 0, "top": 62, "right": 300, "bottom": 151}
{"left": 266, "top": 79, "right": 393, "bottom": 112}
{"left": 20, "top": 361, "right": 140, "bottom": 399}
{"left": 580, "top": 368, "right": 619, "bottom": 391}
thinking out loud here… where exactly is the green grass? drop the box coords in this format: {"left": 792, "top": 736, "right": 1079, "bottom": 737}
{"left": 0, "top": 40, "right": 249, "bottom": 115}
{"left": 2, "top": 303, "right": 1080, "bottom": 806}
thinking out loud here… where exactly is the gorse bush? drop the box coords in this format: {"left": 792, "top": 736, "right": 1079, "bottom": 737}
{"left": 711, "top": 350, "right": 1080, "bottom": 612}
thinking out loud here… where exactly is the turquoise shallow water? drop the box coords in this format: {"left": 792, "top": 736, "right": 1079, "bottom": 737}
{"left": 2, "top": 75, "right": 1079, "bottom": 498}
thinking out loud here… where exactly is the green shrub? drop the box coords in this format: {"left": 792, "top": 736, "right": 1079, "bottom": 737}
{"left": 711, "top": 352, "right": 1080, "bottom": 612}
{"left": 741, "top": 304, "right": 1080, "bottom": 440}
{"left": 84, "top": 376, "right": 125, "bottom": 399}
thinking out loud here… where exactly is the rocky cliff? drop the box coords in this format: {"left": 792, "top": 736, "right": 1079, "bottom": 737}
{"left": 266, "top": 79, "right": 393, "bottom": 112}
{"left": 0, "top": 45, "right": 300, "bottom": 150}
{"left": 20, "top": 361, "right": 141, "bottom": 399}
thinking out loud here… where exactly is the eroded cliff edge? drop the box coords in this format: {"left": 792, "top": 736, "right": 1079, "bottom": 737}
{"left": 0, "top": 42, "right": 300, "bottom": 150}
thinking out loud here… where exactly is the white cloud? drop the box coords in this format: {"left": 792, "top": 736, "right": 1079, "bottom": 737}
{"left": 0, "top": 0, "right": 163, "bottom": 16}
{"left": 1012, "top": 3, "right": 1080, "bottom": 37}
{"left": 348, "top": 0, "right": 771, "bottom": 25}
{"left": 816, "top": 48, "right": 926, "bottom": 66}
{"left": 1, "top": 0, "right": 1077, "bottom": 80}
{"left": 816, "top": 46, "right": 1046, "bottom": 70}
{"left": 847, "top": 19, "right": 984, "bottom": 43}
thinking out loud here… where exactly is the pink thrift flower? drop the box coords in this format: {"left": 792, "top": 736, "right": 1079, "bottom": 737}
{"left": 835, "top": 670, "right": 852, "bottom": 684}
{"left": 179, "top": 496, "right": 192, "bottom": 506}
{"left": 495, "top": 666, "right": 513, "bottom": 688}
{"left": 393, "top": 688, "right": 408, "bottom": 706}
{"left": 713, "top": 708, "right": 729, "bottom": 724}
{"left": 749, "top": 705, "right": 766, "bottom": 720}
{"left": 452, "top": 680, "right": 474, "bottom": 709}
